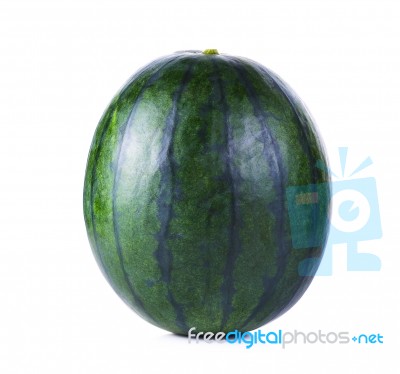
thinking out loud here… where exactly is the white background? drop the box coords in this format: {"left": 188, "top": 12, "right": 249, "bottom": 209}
{"left": 0, "top": 0, "right": 399, "bottom": 373}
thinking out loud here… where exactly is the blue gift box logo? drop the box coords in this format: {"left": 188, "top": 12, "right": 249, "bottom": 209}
{"left": 286, "top": 147, "right": 382, "bottom": 276}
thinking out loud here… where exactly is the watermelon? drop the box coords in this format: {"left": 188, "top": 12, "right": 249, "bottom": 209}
{"left": 83, "top": 49, "right": 330, "bottom": 335}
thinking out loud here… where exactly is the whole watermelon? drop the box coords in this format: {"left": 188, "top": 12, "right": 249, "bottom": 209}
{"left": 83, "top": 49, "right": 330, "bottom": 335}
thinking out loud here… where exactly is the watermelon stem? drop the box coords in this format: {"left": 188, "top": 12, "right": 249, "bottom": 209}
{"left": 203, "top": 49, "right": 219, "bottom": 55}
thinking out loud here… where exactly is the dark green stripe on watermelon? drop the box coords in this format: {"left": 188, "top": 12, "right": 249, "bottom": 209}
{"left": 154, "top": 61, "right": 195, "bottom": 331}
{"left": 163, "top": 57, "right": 232, "bottom": 333}
{"left": 111, "top": 56, "right": 187, "bottom": 323}
{"left": 225, "top": 57, "right": 290, "bottom": 331}
{"left": 210, "top": 59, "right": 243, "bottom": 332}
{"left": 83, "top": 51, "right": 330, "bottom": 334}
